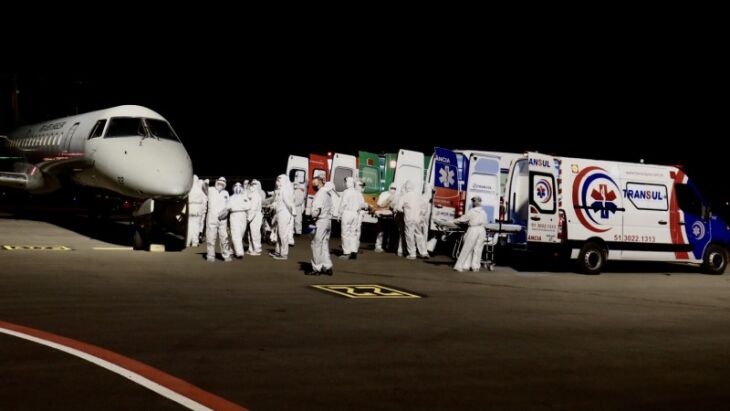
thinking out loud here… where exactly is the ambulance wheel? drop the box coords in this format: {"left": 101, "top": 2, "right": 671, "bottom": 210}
{"left": 577, "top": 242, "right": 605, "bottom": 275}
{"left": 702, "top": 244, "right": 728, "bottom": 275}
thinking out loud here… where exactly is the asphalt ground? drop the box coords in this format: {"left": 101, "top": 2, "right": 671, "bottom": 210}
{"left": 2, "top": 213, "right": 729, "bottom": 410}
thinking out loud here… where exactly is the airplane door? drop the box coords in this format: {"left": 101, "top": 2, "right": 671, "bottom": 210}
{"left": 466, "top": 155, "right": 500, "bottom": 224}
{"left": 62, "top": 122, "right": 79, "bottom": 153}
{"left": 394, "top": 149, "right": 424, "bottom": 194}
{"left": 306, "top": 154, "right": 329, "bottom": 216}
{"left": 527, "top": 152, "right": 560, "bottom": 244}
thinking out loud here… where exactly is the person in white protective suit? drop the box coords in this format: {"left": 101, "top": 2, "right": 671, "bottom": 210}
{"left": 293, "top": 182, "right": 306, "bottom": 235}
{"left": 247, "top": 180, "right": 264, "bottom": 255}
{"left": 199, "top": 179, "right": 209, "bottom": 241}
{"left": 452, "top": 196, "right": 488, "bottom": 272}
{"left": 309, "top": 178, "right": 334, "bottom": 275}
{"left": 396, "top": 180, "right": 429, "bottom": 260}
{"left": 392, "top": 184, "right": 406, "bottom": 257}
{"left": 186, "top": 175, "right": 207, "bottom": 247}
{"left": 418, "top": 183, "right": 433, "bottom": 257}
{"left": 206, "top": 177, "right": 233, "bottom": 262}
{"left": 374, "top": 183, "right": 397, "bottom": 252}
{"left": 270, "top": 174, "right": 294, "bottom": 260}
{"left": 354, "top": 180, "right": 369, "bottom": 254}
{"left": 228, "top": 182, "right": 251, "bottom": 258}
{"left": 286, "top": 183, "right": 298, "bottom": 247}
{"left": 339, "top": 177, "right": 368, "bottom": 259}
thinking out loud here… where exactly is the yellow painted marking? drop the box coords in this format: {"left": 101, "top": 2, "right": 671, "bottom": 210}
{"left": 92, "top": 247, "right": 134, "bottom": 251}
{"left": 312, "top": 284, "right": 422, "bottom": 299}
{"left": 2, "top": 245, "right": 71, "bottom": 251}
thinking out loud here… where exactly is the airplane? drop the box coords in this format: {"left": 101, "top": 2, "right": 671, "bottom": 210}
{"left": 0, "top": 105, "right": 193, "bottom": 250}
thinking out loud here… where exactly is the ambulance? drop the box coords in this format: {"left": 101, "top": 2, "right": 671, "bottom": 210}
{"left": 505, "top": 152, "right": 730, "bottom": 274}
{"left": 452, "top": 150, "right": 521, "bottom": 220}
{"left": 286, "top": 152, "right": 357, "bottom": 219}
{"left": 358, "top": 151, "right": 385, "bottom": 224}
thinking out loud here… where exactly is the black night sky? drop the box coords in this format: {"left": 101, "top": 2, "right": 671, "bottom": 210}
{"left": 1, "top": 48, "right": 727, "bottom": 208}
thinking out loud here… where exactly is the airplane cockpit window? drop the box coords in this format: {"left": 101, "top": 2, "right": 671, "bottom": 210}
{"left": 105, "top": 117, "right": 146, "bottom": 138}
{"left": 145, "top": 119, "right": 180, "bottom": 142}
{"left": 88, "top": 119, "right": 107, "bottom": 139}
{"left": 104, "top": 117, "right": 180, "bottom": 142}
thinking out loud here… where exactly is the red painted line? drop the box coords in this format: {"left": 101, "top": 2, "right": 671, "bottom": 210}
{"left": 669, "top": 169, "right": 689, "bottom": 259}
{"left": 0, "top": 320, "right": 248, "bottom": 411}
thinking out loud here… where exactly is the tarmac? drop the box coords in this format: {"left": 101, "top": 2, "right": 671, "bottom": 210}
{"left": 2, "top": 210, "right": 729, "bottom": 410}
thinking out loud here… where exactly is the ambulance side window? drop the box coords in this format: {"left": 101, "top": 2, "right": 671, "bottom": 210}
{"left": 509, "top": 160, "right": 529, "bottom": 222}
{"left": 333, "top": 167, "right": 353, "bottom": 192}
{"left": 529, "top": 172, "right": 556, "bottom": 214}
{"left": 289, "top": 169, "right": 306, "bottom": 184}
{"left": 675, "top": 184, "right": 702, "bottom": 216}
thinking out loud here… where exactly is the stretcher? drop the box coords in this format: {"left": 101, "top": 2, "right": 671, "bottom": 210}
{"left": 434, "top": 218, "right": 522, "bottom": 271}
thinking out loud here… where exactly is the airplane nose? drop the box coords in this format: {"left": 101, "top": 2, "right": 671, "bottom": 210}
{"left": 142, "top": 147, "right": 193, "bottom": 197}
{"left": 93, "top": 139, "right": 193, "bottom": 199}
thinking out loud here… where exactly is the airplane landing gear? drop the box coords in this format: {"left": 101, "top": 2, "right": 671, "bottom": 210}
{"left": 133, "top": 214, "right": 152, "bottom": 250}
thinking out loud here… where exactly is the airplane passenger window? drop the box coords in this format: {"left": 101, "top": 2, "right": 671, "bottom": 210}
{"left": 145, "top": 119, "right": 180, "bottom": 141}
{"left": 105, "top": 117, "right": 146, "bottom": 138}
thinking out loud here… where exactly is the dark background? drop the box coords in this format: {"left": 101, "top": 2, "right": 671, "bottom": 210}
{"left": 1, "top": 50, "right": 727, "bottom": 208}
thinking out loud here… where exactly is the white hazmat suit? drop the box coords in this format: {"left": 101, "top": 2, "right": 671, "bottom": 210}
{"left": 340, "top": 177, "right": 367, "bottom": 258}
{"left": 247, "top": 181, "right": 264, "bottom": 255}
{"left": 293, "top": 183, "right": 306, "bottom": 235}
{"left": 396, "top": 180, "right": 428, "bottom": 259}
{"left": 453, "top": 206, "right": 488, "bottom": 272}
{"left": 206, "top": 177, "right": 232, "bottom": 262}
{"left": 186, "top": 175, "right": 207, "bottom": 247}
{"left": 229, "top": 182, "right": 251, "bottom": 258}
{"left": 272, "top": 174, "right": 294, "bottom": 260}
{"left": 311, "top": 182, "right": 334, "bottom": 273}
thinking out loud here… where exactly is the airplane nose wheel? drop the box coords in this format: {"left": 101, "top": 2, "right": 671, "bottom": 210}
{"left": 133, "top": 216, "right": 152, "bottom": 250}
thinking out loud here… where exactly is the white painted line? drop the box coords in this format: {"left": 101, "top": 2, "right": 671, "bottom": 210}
{"left": 92, "top": 247, "right": 134, "bottom": 251}
{"left": 0, "top": 321, "right": 246, "bottom": 411}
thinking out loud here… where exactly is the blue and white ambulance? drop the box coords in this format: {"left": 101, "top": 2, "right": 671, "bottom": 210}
{"left": 505, "top": 152, "right": 730, "bottom": 274}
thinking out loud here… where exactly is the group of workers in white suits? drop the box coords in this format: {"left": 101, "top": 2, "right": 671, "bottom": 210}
{"left": 186, "top": 174, "right": 488, "bottom": 273}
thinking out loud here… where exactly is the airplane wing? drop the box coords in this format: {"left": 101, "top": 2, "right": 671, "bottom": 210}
{"left": 0, "top": 170, "right": 31, "bottom": 190}
{"left": 36, "top": 156, "right": 93, "bottom": 176}
{"left": 0, "top": 157, "right": 92, "bottom": 193}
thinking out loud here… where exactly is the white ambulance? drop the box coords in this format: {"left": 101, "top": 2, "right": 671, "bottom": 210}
{"left": 286, "top": 152, "right": 358, "bottom": 220}
{"left": 505, "top": 152, "right": 730, "bottom": 274}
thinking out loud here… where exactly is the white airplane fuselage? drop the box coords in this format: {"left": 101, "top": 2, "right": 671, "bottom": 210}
{"left": 3, "top": 105, "right": 193, "bottom": 198}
